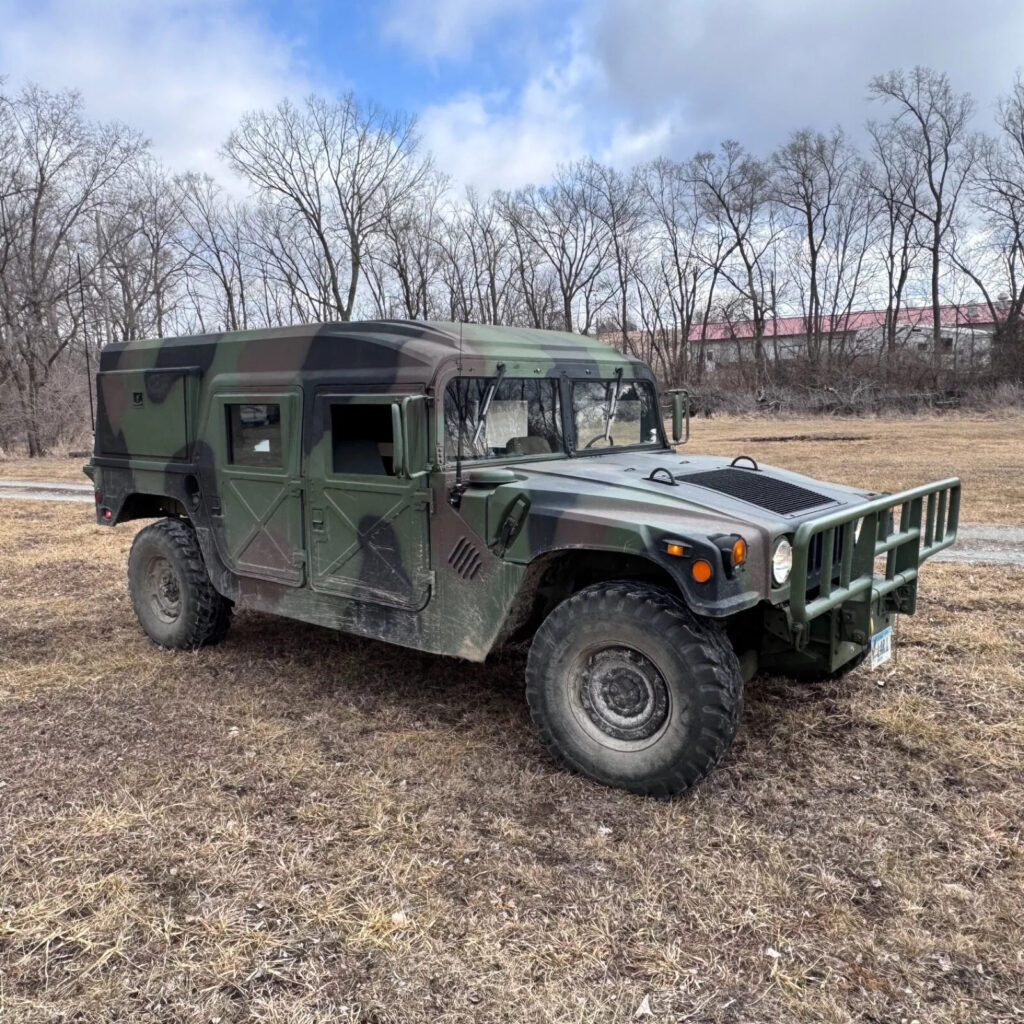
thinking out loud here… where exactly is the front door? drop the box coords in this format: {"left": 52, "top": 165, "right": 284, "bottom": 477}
{"left": 306, "top": 393, "right": 432, "bottom": 610}
{"left": 210, "top": 390, "right": 305, "bottom": 586}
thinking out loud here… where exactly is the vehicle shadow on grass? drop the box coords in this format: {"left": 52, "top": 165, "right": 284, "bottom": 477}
{"left": 212, "top": 609, "right": 860, "bottom": 796}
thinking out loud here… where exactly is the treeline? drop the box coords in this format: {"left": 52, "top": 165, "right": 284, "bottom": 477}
{"left": 1, "top": 67, "right": 1023, "bottom": 454}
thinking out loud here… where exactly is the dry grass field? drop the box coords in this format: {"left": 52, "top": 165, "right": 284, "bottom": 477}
{"left": 1, "top": 415, "right": 1022, "bottom": 1022}
{"left": 4, "top": 409, "right": 1022, "bottom": 522}
{"left": 692, "top": 412, "right": 1024, "bottom": 525}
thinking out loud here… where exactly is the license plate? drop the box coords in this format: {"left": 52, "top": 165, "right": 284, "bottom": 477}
{"left": 869, "top": 625, "right": 893, "bottom": 670}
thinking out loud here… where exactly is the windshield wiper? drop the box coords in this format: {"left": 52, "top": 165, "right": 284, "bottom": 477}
{"left": 600, "top": 367, "right": 624, "bottom": 444}
{"left": 471, "top": 362, "right": 506, "bottom": 446}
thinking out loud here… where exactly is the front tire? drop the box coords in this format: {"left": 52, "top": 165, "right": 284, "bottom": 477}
{"left": 525, "top": 581, "right": 742, "bottom": 797}
{"left": 127, "top": 518, "right": 232, "bottom": 649}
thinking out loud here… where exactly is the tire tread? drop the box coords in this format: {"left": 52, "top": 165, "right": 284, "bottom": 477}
{"left": 128, "top": 518, "right": 232, "bottom": 649}
{"left": 525, "top": 581, "right": 742, "bottom": 797}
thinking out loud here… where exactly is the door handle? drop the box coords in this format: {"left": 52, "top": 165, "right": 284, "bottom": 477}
{"left": 311, "top": 508, "right": 325, "bottom": 529}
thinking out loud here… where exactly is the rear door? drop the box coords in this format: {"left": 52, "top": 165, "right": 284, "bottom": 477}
{"left": 306, "top": 392, "right": 432, "bottom": 610}
{"left": 210, "top": 389, "right": 305, "bottom": 586}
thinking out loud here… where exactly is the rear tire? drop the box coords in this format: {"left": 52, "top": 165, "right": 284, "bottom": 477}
{"left": 127, "top": 518, "right": 232, "bottom": 649}
{"left": 525, "top": 581, "right": 742, "bottom": 797}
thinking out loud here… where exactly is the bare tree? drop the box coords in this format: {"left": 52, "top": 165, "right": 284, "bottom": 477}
{"left": 224, "top": 93, "right": 431, "bottom": 322}
{"left": 177, "top": 173, "right": 252, "bottom": 332}
{"left": 949, "top": 75, "right": 1024, "bottom": 378}
{"left": 691, "top": 142, "right": 781, "bottom": 383}
{"left": 98, "top": 159, "right": 185, "bottom": 340}
{"left": 500, "top": 160, "right": 611, "bottom": 333}
{"left": 639, "top": 158, "right": 725, "bottom": 385}
{"left": 591, "top": 162, "right": 647, "bottom": 350}
{"left": 869, "top": 68, "right": 978, "bottom": 366}
{"left": 772, "top": 128, "right": 878, "bottom": 367}
{"left": 367, "top": 169, "right": 448, "bottom": 319}
{"left": 0, "top": 85, "right": 143, "bottom": 454}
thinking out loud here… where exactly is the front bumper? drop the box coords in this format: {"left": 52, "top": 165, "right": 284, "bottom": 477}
{"left": 787, "top": 478, "right": 961, "bottom": 648}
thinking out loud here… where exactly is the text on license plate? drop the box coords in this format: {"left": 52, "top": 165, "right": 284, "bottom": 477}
{"left": 870, "top": 625, "right": 893, "bottom": 670}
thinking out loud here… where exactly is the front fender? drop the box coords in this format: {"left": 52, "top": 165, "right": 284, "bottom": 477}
{"left": 503, "top": 502, "right": 760, "bottom": 617}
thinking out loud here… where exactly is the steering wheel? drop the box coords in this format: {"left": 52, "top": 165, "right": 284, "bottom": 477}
{"left": 585, "top": 434, "right": 614, "bottom": 448}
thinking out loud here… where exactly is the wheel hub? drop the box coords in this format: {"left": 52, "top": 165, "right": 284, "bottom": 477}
{"left": 578, "top": 647, "right": 669, "bottom": 741}
{"left": 145, "top": 556, "right": 181, "bottom": 623}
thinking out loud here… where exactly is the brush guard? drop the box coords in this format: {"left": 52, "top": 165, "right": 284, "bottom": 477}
{"left": 788, "top": 478, "right": 961, "bottom": 647}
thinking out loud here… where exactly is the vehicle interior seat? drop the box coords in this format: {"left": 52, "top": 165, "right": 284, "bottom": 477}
{"left": 506, "top": 435, "right": 552, "bottom": 456}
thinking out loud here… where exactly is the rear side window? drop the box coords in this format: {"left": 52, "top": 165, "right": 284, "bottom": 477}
{"left": 226, "top": 403, "right": 282, "bottom": 467}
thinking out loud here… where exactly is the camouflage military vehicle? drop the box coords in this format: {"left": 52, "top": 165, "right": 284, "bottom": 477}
{"left": 86, "top": 321, "right": 960, "bottom": 796}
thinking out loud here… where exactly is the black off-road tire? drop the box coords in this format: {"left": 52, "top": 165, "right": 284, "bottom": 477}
{"left": 525, "top": 581, "right": 743, "bottom": 797}
{"left": 127, "top": 518, "right": 232, "bottom": 649}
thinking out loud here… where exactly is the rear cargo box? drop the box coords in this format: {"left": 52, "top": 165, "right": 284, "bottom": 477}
{"left": 95, "top": 367, "right": 196, "bottom": 460}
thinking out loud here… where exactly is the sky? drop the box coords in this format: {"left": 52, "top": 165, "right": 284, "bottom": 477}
{"left": 1, "top": 0, "right": 1022, "bottom": 193}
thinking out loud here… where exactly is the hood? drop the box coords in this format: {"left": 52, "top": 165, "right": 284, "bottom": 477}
{"left": 501, "top": 449, "right": 877, "bottom": 536}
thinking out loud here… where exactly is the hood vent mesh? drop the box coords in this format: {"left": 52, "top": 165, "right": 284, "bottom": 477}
{"left": 675, "top": 467, "right": 837, "bottom": 516}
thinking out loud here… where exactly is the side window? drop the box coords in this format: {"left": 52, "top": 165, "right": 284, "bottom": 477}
{"left": 226, "top": 403, "right": 282, "bottom": 467}
{"left": 330, "top": 403, "right": 395, "bottom": 476}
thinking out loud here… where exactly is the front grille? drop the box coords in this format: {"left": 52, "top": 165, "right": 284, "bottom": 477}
{"left": 676, "top": 468, "right": 837, "bottom": 516}
{"left": 807, "top": 528, "right": 845, "bottom": 589}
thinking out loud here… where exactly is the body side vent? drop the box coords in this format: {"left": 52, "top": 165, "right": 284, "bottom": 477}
{"left": 448, "top": 536, "right": 483, "bottom": 580}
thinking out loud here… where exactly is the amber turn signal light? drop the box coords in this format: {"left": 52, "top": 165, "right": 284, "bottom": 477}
{"left": 731, "top": 537, "right": 747, "bottom": 566}
{"left": 665, "top": 541, "right": 686, "bottom": 557}
{"left": 691, "top": 559, "right": 713, "bottom": 583}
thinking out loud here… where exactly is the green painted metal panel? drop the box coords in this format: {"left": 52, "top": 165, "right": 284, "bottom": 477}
{"left": 210, "top": 389, "right": 305, "bottom": 587}
{"left": 307, "top": 393, "right": 432, "bottom": 610}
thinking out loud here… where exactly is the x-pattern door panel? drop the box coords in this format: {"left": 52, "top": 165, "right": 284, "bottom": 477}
{"left": 307, "top": 393, "right": 431, "bottom": 611}
{"left": 224, "top": 475, "right": 303, "bottom": 584}
{"left": 312, "top": 479, "right": 430, "bottom": 608}
{"left": 211, "top": 389, "right": 304, "bottom": 587}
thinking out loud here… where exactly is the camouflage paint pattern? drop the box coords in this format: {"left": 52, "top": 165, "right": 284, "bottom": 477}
{"left": 87, "top": 320, "right": 960, "bottom": 672}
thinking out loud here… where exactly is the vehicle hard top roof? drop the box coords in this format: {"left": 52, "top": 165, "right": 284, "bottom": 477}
{"left": 97, "top": 320, "right": 651, "bottom": 389}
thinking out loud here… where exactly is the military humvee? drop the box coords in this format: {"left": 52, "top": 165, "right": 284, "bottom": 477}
{"left": 86, "top": 321, "right": 960, "bottom": 796}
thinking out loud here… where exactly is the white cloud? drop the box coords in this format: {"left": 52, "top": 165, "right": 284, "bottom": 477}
{"left": 0, "top": 0, "right": 311, "bottom": 177}
{"left": 419, "top": 56, "right": 593, "bottom": 191}
{"left": 585, "top": 0, "right": 1024, "bottom": 155}
{"left": 599, "top": 116, "right": 674, "bottom": 168}
{"left": 382, "top": 0, "right": 543, "bottom": 62}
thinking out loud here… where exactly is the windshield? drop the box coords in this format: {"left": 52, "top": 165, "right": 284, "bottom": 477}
{"left": 572, "top": 379, "right": 661, "bottom": 451}
{"left": 445, "top": 377, "right": 563, "bottom": 462}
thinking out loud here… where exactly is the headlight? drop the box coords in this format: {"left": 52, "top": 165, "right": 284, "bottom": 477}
{"left": 771, "top": 538, "right": 793, "bottom": 585}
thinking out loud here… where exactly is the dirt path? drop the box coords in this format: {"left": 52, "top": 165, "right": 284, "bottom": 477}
{"left": 1, "top": 479, "right": 1020, "bottom": 565}
{"left": 931, "top": 522, "right": 1024, "bottom": 566}
{"left": 0, "top": 479, "right": 92, "bottom": 503}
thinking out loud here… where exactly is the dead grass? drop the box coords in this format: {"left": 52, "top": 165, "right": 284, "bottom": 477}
{"left": 1, "top": 501, "right": 1022, "bottom": 1022}
{"left": 4, "top": 411, "right": 1022, "bottom": 522}
{"left": 0, "top": 454, "right": 90, "bottom": 483}
{"left": 688, "top": 411, "right": 1024, "bottom": 525}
